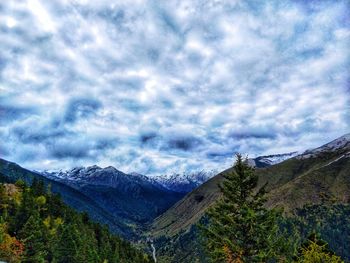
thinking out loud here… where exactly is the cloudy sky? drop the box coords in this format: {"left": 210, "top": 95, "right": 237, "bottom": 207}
{"left": 0, "top": 0, "right": 349, "bottom": 175}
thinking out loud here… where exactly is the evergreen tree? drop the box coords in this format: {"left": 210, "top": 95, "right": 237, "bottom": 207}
{"left": 12, "top": 188, "right": 35, "bottom": 232}
{"left": 31, "top": 178, "right": 45, "bottom": 196}
{"left": 19, "top": 211, "right": 47, "bottom": 263}
{"left": 200, "top": 154, "right": 287, "bottom": 262}
{"left": 0, "top": 184, "right": 8, "bottom": 218}
{"left": 53, "top": 223, "right": 81, "bottom": 263}
{"left": 0, "top": 179, "right": 154, "bottom": 263}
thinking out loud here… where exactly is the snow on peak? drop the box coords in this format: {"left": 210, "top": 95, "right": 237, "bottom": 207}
{"left": 249, "top": 152, "right": 299, "bottom": 168}
{"left": 302, "top": 133, "right": 350, "bottom": 157}
{"left": 320, "top": 133, "right": 350, "bottom": 150}
{"left": 300, "top": 133, "right": 350, "bottom": 158}
{"left": 152, "top": 171, "right": 216, "bottom": 193}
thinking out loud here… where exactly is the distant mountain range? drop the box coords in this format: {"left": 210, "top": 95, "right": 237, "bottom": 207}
{"left": 0, "top": 149, "right": 301, "bottom": 242}
{"left": 148, "top": 153, "right": 300, "bottom": 193}
{"left": 38, "top": 152, "right": 299, "bottom": 195}
{"left": 151, "top": 171, "right": 214, "bottom": 193}
{"left": 147, "top": 152, "right": 301, "bottom": 193}
{"left": 0, "top": 159, "right": 184, "bottom": 240}
{"left": 41, "top": 165, "right": 184, "bottom": 229}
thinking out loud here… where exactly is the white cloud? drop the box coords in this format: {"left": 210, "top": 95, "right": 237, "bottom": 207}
{"left": 0, "top": 0, "right": 349, "bottom": 175}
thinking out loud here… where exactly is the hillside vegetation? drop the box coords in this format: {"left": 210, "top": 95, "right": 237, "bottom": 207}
{"left": 0, "top": 158, "right": 135, "bottom": 238}
{"left": 0, "top": 178, "right": 152, "bottom": 263}
{"left": 150, "top": 135, "right": 350, "bottom": 262}
{"left": 151, "top": 135, "right": 350, "bottom": 237}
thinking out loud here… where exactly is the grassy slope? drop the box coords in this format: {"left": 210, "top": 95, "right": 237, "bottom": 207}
{"left": 151, "top": 146, "right": 350, "bottom": 238}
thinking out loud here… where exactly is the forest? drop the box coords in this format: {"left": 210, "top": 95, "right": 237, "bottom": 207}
{"left": 0, "top": 176, "right": 151, "bottom": 263}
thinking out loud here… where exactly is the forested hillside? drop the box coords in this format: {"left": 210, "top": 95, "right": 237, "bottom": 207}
{"left": 0, "top": 176, "right": 152, "bottom": 263}
{"left": 151, "top": 151, "right": 350, "bottom": 263}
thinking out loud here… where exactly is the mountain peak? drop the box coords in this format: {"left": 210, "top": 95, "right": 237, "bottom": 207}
{"left": 300, "top": 133, "right": 350, "bottom": 158}
{"left": 248, "top": 152, "right": 299, "bottom": 168}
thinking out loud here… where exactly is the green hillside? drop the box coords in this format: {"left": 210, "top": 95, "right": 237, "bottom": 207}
{"left": 150, "top": 135, "right": 350, "bottom": 262}
{"left": 151, "top": 136, "right": 350, "bottom": 237}
{"left": 0, "top": 179, "right": 151, "bottom": 262}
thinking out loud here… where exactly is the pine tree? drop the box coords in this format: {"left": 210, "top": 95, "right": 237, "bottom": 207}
{"left": 19, "top": 211, "right": 47, "bottom": 263}
{"left": 31, "top": 178, "right": 45, "bottom": 196}
{"left": 53, "top": 224, "right": 80, "bottom": 263}
{"left": 12, "top": 188, "right": 35, "bottom": 232}
{"left": 200, "top": 154, "right": 285, "bottom": 262}
{"left": 0, "top": 181, "right": 150, "bottom": 263}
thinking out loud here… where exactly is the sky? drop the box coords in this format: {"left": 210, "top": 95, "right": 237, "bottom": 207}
{"left": 0, "top": 0, "right": 349, "bottom": 176}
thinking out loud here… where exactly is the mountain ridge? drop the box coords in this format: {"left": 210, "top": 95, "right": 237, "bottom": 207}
{"left": 0, "top": 158, "right": 135, "bottom": 238}
{"left": 41, "top": 165, "right": 185, "bottom": 228}
{"left": 151, "top": 133, "right": 350, "bottom": 237}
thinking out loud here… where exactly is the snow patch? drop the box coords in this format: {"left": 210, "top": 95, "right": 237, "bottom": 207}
{"left": 298, "top": 133, "right": 350, "bottom": 159}
{"left": 249, "top": 152, "right": 299, "bottom": 167}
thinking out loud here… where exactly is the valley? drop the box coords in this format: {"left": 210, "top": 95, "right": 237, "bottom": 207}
{"left": 1, "top": 134, "right": 349, "bottom": 262}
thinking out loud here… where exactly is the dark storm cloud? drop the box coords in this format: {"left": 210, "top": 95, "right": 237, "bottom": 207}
{"left": 45, "top": 135, "right": 119, "bottom": 160}
{"left": 64, "top": 97, "right": 102, "bottom": 123}
{"left": 140, "top": 130, "right": 203, "bottom": 152}
{"left": 140, "top": 132, "right": 158, "bottom": 144}
{"left": 166, "top": 136, "right": 202, "bottom": 151}
{"left": 47, "top": 139, "right": 90, "bottom": 159}
{"left": 11, "top": 125, "right": 69, "bottom": 144}
{"left": 229, "top": 130, "right": 277, "bottom": 140}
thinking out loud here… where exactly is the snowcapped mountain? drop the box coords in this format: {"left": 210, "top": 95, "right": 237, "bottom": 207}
{"left": 152, "top": 152, "right": 302, "bottom": 192}
{"left": 152, "top": 171, "right": 215, "bottom": 193}
{"left": 40, "top": 165, "right": 185, "bottom": 227}
{"left": 248, "top": 152, "right": 300, "bottom": 168}
{"left": 41, "top": 165, "right": 164, "bottom": 190}
{"left": 247, "top": 134, "right": 350, "bottom": 168}
{"left": 41, "top": 134, "right": 350, "bottom": 195}
{"left": 298, "top": 133, "right": 350, "bottom": 159}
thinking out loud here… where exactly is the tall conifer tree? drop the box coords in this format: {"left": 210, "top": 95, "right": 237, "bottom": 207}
{"left": 200, "top": 154, "right": 284, "bottom": 262}
{"left": 19, "top": 211, "right": 47, "bottom": 263}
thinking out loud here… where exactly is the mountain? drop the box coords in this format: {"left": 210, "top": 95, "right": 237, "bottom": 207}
{"left": 0, "top": 158, "right": 134, "bottom": 238}
{"left": 150, "top": 134, "right": 350, "bottom": 261}
{"left": 152, "top": 153, "right": 298, "bottom": 194}
{"left": 152, "top": 171, "right": 214, "bottom": 193}
{"left": 248, "top": 151, "right": 299, "bottom": 168}
{"left": 42, "top": 166, "right": 164, "bottom": 190}
{"left": 41, "top": 165, "right": 185, "bottom": 230}
{"left": 0, "top": 159, "right": 184, "bottom": 240}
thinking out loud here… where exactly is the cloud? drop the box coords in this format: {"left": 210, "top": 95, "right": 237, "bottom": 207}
{"left": 64, "top": 97, "right": 102, "bottom": 123}
{"left": 0, "top": 104, "right": 36, "bottom": 124}
{"left": 0, "top": 0, "right": 349, "bottom": 175}
{"left": 48, "top": 138, "right": 91, "bottom": 159}
{"left": 166, "top": 136, "right": 202, "bottom": 151}
{"left": 140, "top": 132, "right": 158, "bottom": 144}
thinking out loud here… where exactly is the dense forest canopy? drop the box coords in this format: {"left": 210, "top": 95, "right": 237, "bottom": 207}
{"left": 0, "top": 177, "right": 152, "bottom": 263}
